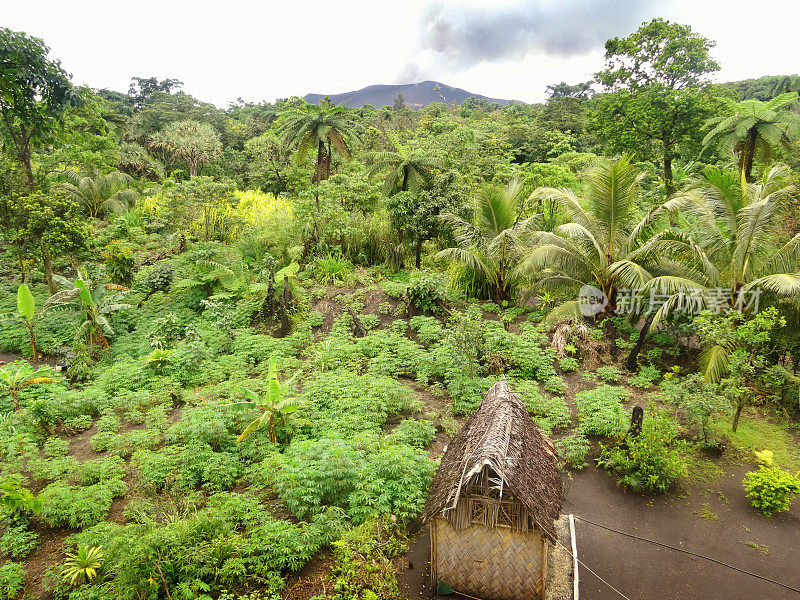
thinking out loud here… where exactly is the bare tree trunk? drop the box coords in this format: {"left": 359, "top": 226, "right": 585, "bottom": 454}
{"left": 626, "top": 314, "right": 654, "bottom": 371}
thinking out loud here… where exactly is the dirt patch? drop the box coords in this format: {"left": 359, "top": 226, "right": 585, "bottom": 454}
{"left": 282, "top": 550, "right": 335, "bottom": 600}
{"left": 24, "top": 523, "right": 68, "bottom": 600}
{"left": 396, "top": 526, "right": 435, "bottom": 599}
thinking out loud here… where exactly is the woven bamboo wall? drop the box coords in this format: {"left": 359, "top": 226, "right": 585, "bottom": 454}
{"left": 432, "top": 516, "right": 544, "bottom": 600}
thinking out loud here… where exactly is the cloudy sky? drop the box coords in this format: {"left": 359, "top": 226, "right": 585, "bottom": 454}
{"left": 4, "top": 0, "right": 798, "bottom": 106}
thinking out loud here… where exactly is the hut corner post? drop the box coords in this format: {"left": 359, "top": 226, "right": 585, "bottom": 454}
{"left": 569, "top": 514, "right": 579, "bottom": 600}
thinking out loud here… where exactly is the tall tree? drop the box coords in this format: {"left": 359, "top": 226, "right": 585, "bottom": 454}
{"left": 642, "top": 165, "right": 800, "bottom": 381}
{"left": 150, "top": 120, "right": 221, "bottom": 177}
{"left": 438, "top": 179, "right": 537, "bottom": 302}
{"left": 592, "top": 19, "right": 720, "bottom": 194}
{"left": 8, "top": 190, "right": 88, "bottom": 294}
{"left": 279, "top": 100, "right": 356, "bottom": 189}
{"left": 522, "top": 155, "right": 676, "bottom": 323}
{"left": 702, "top": 93, "right": 800, "bottom": 183}
{"left": 364, "top": 141, "right": 443, "bottom": 195}
{"left": 0, "top": 28, "right": 78, "bottom": 188}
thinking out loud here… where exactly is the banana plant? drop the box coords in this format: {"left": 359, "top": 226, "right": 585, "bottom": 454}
{"left": 1, "top": 284, "right": 40, "bottom": 360}
{"left": 45, "top": 274, "right": 132, "bottom": 348}
{"left": 0, "top": 361, "right": 57, "bottom": 411}
{"left": 230, "top": 357, "right": 306, "bottom": 443}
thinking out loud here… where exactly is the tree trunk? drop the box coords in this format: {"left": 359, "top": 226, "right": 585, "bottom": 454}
{"left": 743, "top": 128, "right": 758, "bottom": 183}
{"left": 415, "top": 237, "right": 423, "bottom": 269}
{"left": 25, "top": 322, "right": 39, "bottom": 362}
{"left": 732, "top": 400, "right": 744, "bottom": 432}
{"left": 663, "top": 155, "right": 674, "bottom": 196}
{"left": 626, "top": 313, "right": 654, "bottom": 371}
{"left": 401, "top": 167, "right": 408, "bottom": 192}
{"left": 40, "top": 240, "right": 58, "bottom": 295}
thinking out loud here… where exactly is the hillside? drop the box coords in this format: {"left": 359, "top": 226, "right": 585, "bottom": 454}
{"left": 303, "top": 80, "right": 514, "bottom": 108}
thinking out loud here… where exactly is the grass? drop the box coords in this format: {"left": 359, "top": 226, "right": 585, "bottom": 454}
{"left": 695, "top": 502, "right": 718, "bottom": 520}
{"left": 711, "top": 412, "right": 800, "bottom": 471}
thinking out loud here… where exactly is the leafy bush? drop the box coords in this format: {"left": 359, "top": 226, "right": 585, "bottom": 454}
{"left": 307, "top": 310, "right": 325, "bottom": 328}
{"left": 576, "top": 385, "right": 630, "bottom": 436}
{"left": 386, "top": 419, "right": 437, "bottom": 448}
{"left": 559, "top": 356, "right": 579, "bottom": 372}
{"left": 39, "top": 480, "right": 126, "bottom": 529}
{"left": 516, "top": 381, "right": 571, "bottom": 433}
{"left": 629, "top": 365, "right": 661, "bottom": 388}
{"left": 0, "top": 562, "right": 25, "bottom": 599}
{"left": 75, "top": 457, "right": 126, "bottom": 486}
{"left": 556, "top": 434, "right": 591, "bottom": 469}
{"left": 330, "top": 515, "right": 405, "bottom": 600}
{"left": 595, "top": 366, "right": 622, "bottom": 383}
{"left": 407, "top": 270, "right": 446, "bottom": 315}
{"left": 277, "top": 438, "right": 435, "bottom": 523}
{"left": 543, "top": 375, "right": 568, "bottom": 395}
{"left": 743, "top": 453, "right": 800, "bottom": 516}
{"left": 597, "top": 406, "right": 687, "bottom": 493}
{"left": 0, "top": 525, "right": 39, "bottom": 558}
{"left": 314, "top": 254, "right": 352, "bottom": 284}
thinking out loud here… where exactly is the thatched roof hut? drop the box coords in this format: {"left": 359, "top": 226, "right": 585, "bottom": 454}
{"left": 424, "top": 378, "right": 563, "bottom": 599}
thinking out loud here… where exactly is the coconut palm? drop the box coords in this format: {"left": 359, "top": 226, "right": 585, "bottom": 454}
{"left": 364, "top": 140, "right": 443, "bottom": 195}
{"left": 702, "top": 92, "right": 800, "bottom": 182}
{"left": 58, "top": 171, "right": 139, "bottom": 218}
{"left": 45, "top": 275, "right": 132, "bottom": 348}
{"left": 438, "top": 179, "right": 538, "bottom": 302}
{"left": 641, "top": 164, "right": 800, "bottom": 381}
{"left": 279, "top": 100, "right": 356, "bottom": 189}
{"left": 520, "top": 155, "right": 681, "bottom": 323}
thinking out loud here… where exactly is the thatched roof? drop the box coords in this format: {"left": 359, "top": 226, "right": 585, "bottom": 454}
{"left": 423, "top": 378, "right": 562, "bottom": 540}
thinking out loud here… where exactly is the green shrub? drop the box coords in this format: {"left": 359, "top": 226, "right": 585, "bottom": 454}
{"left": 386, "top": 419, "right": 437, "bottom": 448}
{"left": 630, "top": 365, "right": 661, "bottom": 388}
{"left": 39, "top": 480, "right": 126, "bottom": 529}
{"left": 544, "top": 375, "right": 568, "bottom": 395}
{"left": 0, "top": 525, "right": 39, "bottom": 558}
{"left": 595, "top": 366, "right": 622, "bottom": 383}
{"left": 556, "top": 434, "right": 591, "bottom": 469}
{"left": 330, "top": 515, "right": 405, "bottom": 600}
{"left": 314, "top": 254, "right": 352, "bottom": 284}
{"left": 75, "top": 457, "right": 126, "bottom": 486}
{"left": 743, "top": 465, "right": 800, "bottom": 516}
{"left": 307, "top": 310, "right": 325, "bottom": 328}
{"left": 597, "top": 406, "right": 687, "bottom": 493}
{"left": 360, "top": 314, "right": 380, "bottom": 330}
{"left": 576, "top": 386, "right": 630, "bottom": 436}
{"left": 559, "top": 356, "right": 579, "bottom": 372}
{"left": 407, "top": 270, "right": 446, "bottom": 315}
{"left": 0, "top": 562, "right": 25, "bottom": 599}
{"left": 516, "top": 381, "right": 571, "bottom": 433}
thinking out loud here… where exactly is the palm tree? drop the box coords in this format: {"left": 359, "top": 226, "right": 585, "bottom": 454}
{"left": 61, "top": 545, "right": 104, "bottom": 585}
{"left": 364, "top": 140, "right": 443, "bottom": 195}
{"left": 45, "top": 275, "right": 132, "bottom": 349}
{"left": 643, "top": 164, "right": 800, "bottom": 381}
{"left": 703, "top": 92, "right": 800, "bottom": 183}
{"left": 279, "top": 100, "right": 356, "bottom": 191}
{"left": 521, "top": 155, "right": 675, "bottom": 320}
{"left": 438, "top": 179, "right": 537, "bottom": 302}
{"left": 58, "top": 171, "right": 139, "bottom": 218}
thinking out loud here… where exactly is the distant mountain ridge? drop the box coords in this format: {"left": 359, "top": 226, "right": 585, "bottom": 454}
{"left": 303, "top": 81, "right": 514, "bottom": 108}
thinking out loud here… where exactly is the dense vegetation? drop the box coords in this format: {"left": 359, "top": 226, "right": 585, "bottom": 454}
{"left": 1, "top": 17, "right": 800, "bottom": 600}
